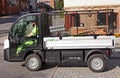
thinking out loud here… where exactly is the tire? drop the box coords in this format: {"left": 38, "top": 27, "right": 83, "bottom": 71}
{"left": 25, "top": 54, "right": 42, "bottom": 71}
{"left": 87, "top": 54, "right": 106, "bottom": 72}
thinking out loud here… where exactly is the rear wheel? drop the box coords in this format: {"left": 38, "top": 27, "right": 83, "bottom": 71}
{"left": 87, "top": 54, "right": 106, "bottom": 72}
{"left": 25, "top": 54, "right": 42, "bottom": 71}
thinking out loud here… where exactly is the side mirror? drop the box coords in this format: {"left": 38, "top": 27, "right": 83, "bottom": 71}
{"left": 59, "top": 35, "right": 62, "bottom": 40}
{"left": 56, "top": 32, "right": 62, "bottom": 40}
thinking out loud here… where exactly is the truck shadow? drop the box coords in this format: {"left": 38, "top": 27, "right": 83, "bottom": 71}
{"left": 106, "top": 59, "right": 120, "bottom": 71}
{"left": 41, "top": 61, "right": 87, "bottom": 70}
{"left": 21, "top": 59, "right": 120, "bottom": 71}
{"left": 21, "top": 63, "right": 58, "bottom": 70}
{"left": 58, "top": 61, "right": 87, "bottom": 67}
{"left": 21, "top": 62, "right": 87, "bottom": 70}
{"left": 58, "top": 60, "right": 120, "bottom": 72}
{"left": 42, "top": 59, "right": 120, "bottom": 72}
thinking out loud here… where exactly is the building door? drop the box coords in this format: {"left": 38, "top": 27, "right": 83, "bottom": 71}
{"left": 65, "top": 14, "right": 80, "bottom": 32}
{"left": 108, "top": 12, "right": 117, "bottom": 34}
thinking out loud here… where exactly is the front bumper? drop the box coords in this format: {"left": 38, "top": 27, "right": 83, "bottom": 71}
{"left": 4, "top": 48, "right": 23, "bottom": 62}
{"left": 4, "top": 48, "right": 11, "bottom": 61}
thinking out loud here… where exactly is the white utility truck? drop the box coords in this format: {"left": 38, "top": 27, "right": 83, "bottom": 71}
{"left": 4, "top": 13, "right": 115, "bottom": 72}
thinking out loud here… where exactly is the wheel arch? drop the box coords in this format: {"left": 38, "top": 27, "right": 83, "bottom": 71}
{"left": 85, "top": 50, "right": 107, "bottom": 62}
{"left": 23, "top": 50, "right": 44, "bottom": 62}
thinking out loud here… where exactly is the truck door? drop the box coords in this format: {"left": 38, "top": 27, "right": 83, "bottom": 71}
{"left": 9, "top": 15, "right": 39, "bottom": 60}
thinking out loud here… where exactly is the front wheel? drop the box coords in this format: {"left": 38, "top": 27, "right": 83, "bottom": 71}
{"left": 25, "top": 54, "right": 42, "bottom": 71}
{"left": 87, "top": 54, "right": 106, "bottom": 72}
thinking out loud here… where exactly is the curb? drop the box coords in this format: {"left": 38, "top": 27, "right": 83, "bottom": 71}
{"left": 0, "top": 15, "right": 19, "bottom": 19}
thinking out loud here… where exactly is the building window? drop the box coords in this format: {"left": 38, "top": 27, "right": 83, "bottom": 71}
{"left": 97, "top": 13, "right": 106, "bottom": 26}
{"left": 7, "top": 0, "right": 17, "bottom": 5}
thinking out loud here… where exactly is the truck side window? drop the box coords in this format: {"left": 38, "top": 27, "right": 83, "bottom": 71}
{"left": 12, "top": 20, "right": 27, "bottom": 37}
{"left": 11, "top": 15, "right": 37, "bottom": 38}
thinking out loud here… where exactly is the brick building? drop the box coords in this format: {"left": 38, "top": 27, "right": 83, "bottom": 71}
{"left": 0, "top": 0, "right": 28, "bottom": 16}
{"left": 37, "top": 0, "right": 55, "bottom": 8}
{"left": 64, "top": 0, "right": 120, "bottom": 35}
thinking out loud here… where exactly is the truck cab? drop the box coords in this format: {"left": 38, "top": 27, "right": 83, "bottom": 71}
{"left": 4, "top": 13, "right": 50, "bottom": 60}
{"left": 4, "top": 13, "right": 114, "bottom": 72}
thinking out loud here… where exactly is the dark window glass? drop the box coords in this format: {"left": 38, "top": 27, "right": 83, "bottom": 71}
{"left": 11, "top": 15, "right": 37, "bottom": 37}
{"left": 71, "top": 14, "right": 80, "bottom": 27}
{"left": 97, "top": 13, "right": 106, "bottom": 26}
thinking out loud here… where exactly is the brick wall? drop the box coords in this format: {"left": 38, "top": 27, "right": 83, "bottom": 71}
{"left": 66, "top": 10, "right": 120, "bottom": 35}
{"left": 37, "top": 0, "right": 54, "bottom": 8}
{"left": 70, "top": 26, "right": 107, "bottom": 35}
{"left": 80, "top": 14, "right": 97, "bottom": 28}
{"left": 0, "top": 0, "right": 20, "bottom": 15}
{"left": 6, "top": 4, "right": 19, "bottom": 15}
{"left": 0, "top": 0, "right": 28, "bottom": 15}
{"left": 117, "top": 12, "right": 120, "bottom": 33}
{"left": 0, "top": 0, "right": 6, "bottom": 15}
{"left": 0, "top": 1, "right": 1, "bottom": 15}
{"left": 69, "top": 13, "right": 107, "bottom": 35}
{"left": 0, "top": 0, "right": 1, "bottom": 15}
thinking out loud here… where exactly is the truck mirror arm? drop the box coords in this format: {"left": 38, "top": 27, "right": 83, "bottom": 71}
{"left": 59, "top": 35, "right": 62, "bottom": 40}
{"left": 56, "top": 32, "right": 62, "bottom": 40}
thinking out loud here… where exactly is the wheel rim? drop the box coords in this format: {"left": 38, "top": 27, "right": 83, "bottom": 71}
{"left": 28, "top": 57, "right": 39, "bottom": 69}
{"left": 91, "top": 57, "right": 103, "bottom": 70}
